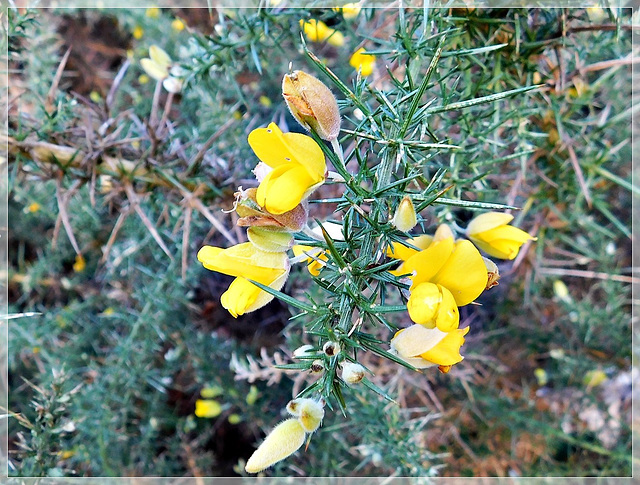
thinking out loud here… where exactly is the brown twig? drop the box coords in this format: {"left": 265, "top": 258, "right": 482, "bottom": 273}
{"left": 537, "top": 267, "right": 639, "bottom": 284}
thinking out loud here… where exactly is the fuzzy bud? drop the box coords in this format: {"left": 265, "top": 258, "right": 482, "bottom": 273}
{"left": 341, "top": 362, "right": 366, "bottom": 385}
{"left": 322, "top": 341, "right": 340, "bottom": 357}
{"left": 286, "top": 398, "right": 325, "bottom": 433}
{"left": 245, "top": 418, "right": 306, "bottom": 474}
{"left": 310, "top": 360, "right": 324, "bottom": 374}
{"left": 391, "top": 196, "right": 417, "bottom": 232}
{"left": 282, "top": 70, "right": 341, "bottom": 141}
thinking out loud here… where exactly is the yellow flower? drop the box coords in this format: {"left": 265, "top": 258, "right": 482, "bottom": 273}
{"left": 73, "top": 254, "right": 86, "bottom": 273}
{"left": 195, "top": 399, "right": 222, "bottom": 418}
{"left": 259, "top": 95, "right": 272, "bottom": 107}
{"left": 349, "top": 47, "right": 376, "bottom": 77}
{"left": 391, "top": 196, "right": 417, "bottom": 232}
{"left": 245, "top": 418, "right": 306, "bottom": 473}
{"left": 26, "top": 202, "right": 41, "bottom": 213}
{"left": 386, "top": 234, "right": 433, "bottom": 261}
{"left": 300, "top": 19, "right": 345, "bottom": 47}
{"left": 171, "top": 18, "right": 185, "bottom": 31}
{"left": 390, "top": 324, "right": 469, "bottom": 370}
{"left": 133, "top": 25, "right": 144, "bottom": 39}
{"left": 466, "top": 212, "right": 536, "bottom": 260}
{"left": 197, "top": 242, "right": 290, "bottom": 317}
{"left": 391, "top": 225, "right": 487, "bottom": 307}
{"left": 138, "top": 74, "right": 150, "bottom": 85}
{"left": 333, "top": 3, "right": 362, "bottom": 20}
{"left": 248, "top": 122, "right": 326, "bottom": 215}
{"left": 140, "top": 46, "right": 183, "bottom": 93}
{"left": 145, "top": 7, "right": 160, "bottom": 18}
{"left": 292, "top": 245, "right": 328, "bottom": 276}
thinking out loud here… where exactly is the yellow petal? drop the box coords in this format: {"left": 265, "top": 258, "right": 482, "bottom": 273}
{"left": 390, "top": 324, "right": 448, "bottom": 358}
{"left": 248, "top": 123, "right": 326, "bottom": 179}
{"left": 140, "top": 58, "right": 168, "bottom": 81}
{"left": 432, "top": 240, "right": 487, "bottom": 306}
{"left": 466, "top": 212, "right": 514, "bottom": 236}
{"left": 197, "top": 243, "right": 288, "bottom": 282}
{"left": 326, "top": 29, "right": 345, "bottom": 47}
{"left": 149, "top": 45, "right": 172, "bottom": 69}
{"left": 256, "top": 163, "right": 316, "bottom": 215}
{"left": 469, "top": 225, "right": 536, "bottom": 260}
{"left": 195, "top": 399, "right": 222, "bottom": 418}
{"left": 245, "top": 418, "right": 306, "bottom": 474}
{"left": 386, "top": 235, "right": 433, "bottom": 261}
{"left": 435, "top": 285, "right": 459, "bottom": 332}
{"left": 349, "top": 48, "right": 376, "bottom": 76}
{"left": 220, "top": 270, "right": 289, "bottom": 318}
{"left": 396, "top": 237, "right": 454, "bottom": 284}
{"left": 407, "top": 282, "right": 440, "bottom": 327}
{"left": 419, "top": 327, "right": 469, "bottom": 367}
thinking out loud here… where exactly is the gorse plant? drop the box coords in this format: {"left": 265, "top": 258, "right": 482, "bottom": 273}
{"left": 7, "top": 4, "right": 633, "bottom": 477}
{"left": 195, "top": 28, "right": 537, "bottom": 473}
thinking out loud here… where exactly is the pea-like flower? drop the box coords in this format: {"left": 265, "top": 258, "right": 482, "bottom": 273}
{"left": 466, "top": 212, "right": 536, "bottom": 260}
{"left": 140, "top": 45, "right": 184, "bottom": 93}
{"left": 197, "top": 242, "right": 290, "bottom": 318}
{"left": 390, "top": 323, "right": 470, "bottom": 372}
{"left": 333, "top": 3, "right": 362, "bottom": 20}
{"left": 300, "top": 19, "right": 345, "bottom": 47}
{"left": 391, "top": 225, "right": 487, "bottom": 319}
{"left": 349, "top": 47, "right": 376, "bottom": 77}
{"left": 248, "top": 122, "right": 326, "bottom": 215}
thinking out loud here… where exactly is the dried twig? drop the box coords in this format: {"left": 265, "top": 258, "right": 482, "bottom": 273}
{"left": 46, "top": 47, "right": 72, "bottom": 112}
{"left": 537, "top": 267, "right": 639, "bottom": 284}
{"left": 53, "top": 178, "right": 82, "bottom": 254}
{"left": 124, "top": 183, "right": 174, "bottom": 261}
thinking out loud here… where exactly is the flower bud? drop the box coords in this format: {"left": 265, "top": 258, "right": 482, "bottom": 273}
{"left": 293, "top": 344, "right": 315, "bottom": 358}
{"left": 391, "top": 196, "right": 417, "bottom": 232}
{"left": 245, "top": 418, "right": 306, "bottom": 473}
{"left": 310, "top": 360, "right": 324, "bottom": 373}
{"left": 341, "top": 362, "right": 366, "bottom": 384}
{"left": 286, "top": 398, "right": 325, "bottom": 433}
{"left": 282, "top": 70, "right": 341, "bottom": 141}
{"left": 322, "top": 341, "right": 340, "bottom": 357}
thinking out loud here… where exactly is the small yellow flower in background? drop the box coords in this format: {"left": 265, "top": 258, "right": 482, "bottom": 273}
{"left": 100, "top": 307, "right": 115, "bottom": 316}
{"left": 245, "top": 418, "right": 306, "bottom": 473}
{"left": 300, "top": 19, "right": 345, "bottom": 47}
{"left": 293, "top": 245, "right": 328, "bottom": 276}
{"left": 390, "top": 324, "right": 469, "bottom": 372}
{"left": 248, "top": 122, "right": 326, "bottom": 215}
{"left": 246, "top": 385, "right": 259, "bottom": 406}
{"left": 140, "top": 45, "right": 172, "bottom": 81}
{"left": 140, "top": 45, "right": 184, "bottom": 93}
{"left": 145, "top": 7, "right": 160, "bottom": 18}
{"left": 195, "top": 399, "right": 222, "bottom": 418}
{"left": 171, "top": 18, "right": 185, "bottom": 31}
{"left": 349, "top": 47, "right": 376, "bottom": 77}
{"left": 25, "top": 202, "right": 41, "bottom": 213}
{"left": 59, "top": 450, "right": 76, "bottom": 460}
{"left": 89, "top": 91, "right": 102, "bottom": 103}
{"left": 132, "top": 25, "right": 144, "bottom": 39}
{"left": 391, "top": 196, "right": 417, "bottom": 232}
{"left": 228, "top": 414, "right": 242, "bottom": 424}
{"left": 197, "top": 242, "right": 290, "bottom": 318}
{"left": 534, "top": 368, "right": 549, "bottom": 386}
{"left": 73, "top": 254, "right": 86, "bottom": 273}
{"left": 138, "top": 74, "right": 150, "bottom": 85}
{"left": 583, "top": 369, "right": 608, "bottom": 389}
{"left": 333, "top": 3, "right": 362, "bottom": 20}
{"left": 282, "top": 70, "right": 341, "bottom": 141}
{"left": 466, "top": 212, "right": 536, "bottom": 260}
{"left": 553, "top": 279, "right": 572, "bottom": 304}
{"left": 200, "top": 385, "right": 223, "bottom": 399}
{"left": 259, "top": 95, "right": 272, "bottom": 107}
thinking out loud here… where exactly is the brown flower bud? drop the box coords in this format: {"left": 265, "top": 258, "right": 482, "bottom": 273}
{"left": 282, "top": 70, "right": 341, "bottom": 141}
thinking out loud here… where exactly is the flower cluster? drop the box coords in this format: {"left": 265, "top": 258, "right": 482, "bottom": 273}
{"left": 197, "top": 71, "right": 339, "bottom": 318}
{"left": 196, "top": 65, "right": 537, "bottom": 473}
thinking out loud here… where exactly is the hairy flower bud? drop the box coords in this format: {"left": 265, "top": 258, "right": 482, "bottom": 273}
{"left": 282, "top": 70, "right": 341, "bottom": 141}
{"left": 245, "top": 418, "right": 306, "bottom": 473}
{"left": 391, "top": 196, "right": 418, "bottom": 232}
{"left": 341, "top": 362, "right": 366, "bottom": 384}
{"left": 322, "top": 341, "right": 341, "bottom": 357}
{"left": 235, "top": 188, "right": 308, "bottom": 231}
{"left": 310, "top": 360, "right": 324, "bottom": 374}
{"left": 247, "top": 227, "right": 293, "bottom": 253}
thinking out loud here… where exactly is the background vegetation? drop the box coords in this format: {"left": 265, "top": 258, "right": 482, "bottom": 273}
{"left": 5, "top": 4, "right": 636, "bottom": 477}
